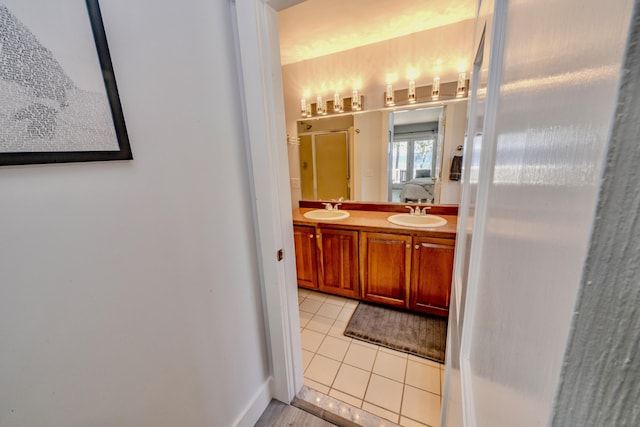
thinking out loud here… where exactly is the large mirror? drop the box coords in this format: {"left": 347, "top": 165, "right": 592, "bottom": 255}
{"left": 292, "top": 98, "right": 467, "bottom": 206}
{"left": 279, "top": 1, "right": 475, "bottom": 208}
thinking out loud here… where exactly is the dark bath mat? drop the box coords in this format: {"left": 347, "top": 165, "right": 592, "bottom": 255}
{"left": 344, "top": 302, "right": 447, "bottom": 363}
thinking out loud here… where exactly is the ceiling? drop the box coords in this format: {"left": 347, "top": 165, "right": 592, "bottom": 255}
{"left": 278, "top": 0, "right": 476, "bottom": 65}
{"left": 393, "top": 106, "right": 443, "bottom": 125}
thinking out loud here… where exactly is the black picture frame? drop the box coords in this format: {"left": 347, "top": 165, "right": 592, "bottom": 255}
{"left": 0, "top": 0, "right": 132, "bottom": 166}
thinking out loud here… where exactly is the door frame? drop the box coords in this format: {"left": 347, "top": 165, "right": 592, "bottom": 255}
{"left": 232, "top": 0, "right": 303, "bottom": 403}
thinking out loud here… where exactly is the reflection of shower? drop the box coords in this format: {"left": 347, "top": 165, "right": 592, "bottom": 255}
{"left": 298, "top": 131, "right": 350, "bottom": 201}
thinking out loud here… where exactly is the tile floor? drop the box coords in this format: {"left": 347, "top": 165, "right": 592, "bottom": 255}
{"left": 298, "top": 288, "right": 445, "bottom": 427}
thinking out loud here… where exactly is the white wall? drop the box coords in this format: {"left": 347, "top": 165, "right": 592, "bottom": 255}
{"left": 353, "top": 111, "right": 384, "bottom": 201}
{"left": 439, "top": 101, "right": 467, "bottom": 205}
{"left": 0, "top": 1, "right": 270, "bottom": 426}
{"left": 444, "top": 0, "right": 634, "bottom": 425}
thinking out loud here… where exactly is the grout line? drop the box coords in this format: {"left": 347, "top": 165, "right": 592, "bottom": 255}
{"left": 361, "top": 346, "right": 380, "bottom": 408}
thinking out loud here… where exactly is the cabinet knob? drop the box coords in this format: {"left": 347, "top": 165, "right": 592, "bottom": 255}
{"left": 406, "top": 244, "right": 410, "bottom": 249}
{"left": 309, "top": 234, "right": 314, "bottom": 239}
{"left": 415, "top": 245, "right": 420, "bottom": 250}
{"left": 316, "top": 234, "right": 320, "bottom": 239}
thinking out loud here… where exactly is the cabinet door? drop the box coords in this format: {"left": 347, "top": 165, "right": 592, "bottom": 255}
{"left": 410, "top": 237, "right": 455, "bottom": 316}
{"left": 360, "top": 232, "right": 411, "bottom": 308}
{"left": 317, "top": 228, "right": 359, "bottom": 298}
{"left": 293, "top": 225, "right": 318, "bottom": 289}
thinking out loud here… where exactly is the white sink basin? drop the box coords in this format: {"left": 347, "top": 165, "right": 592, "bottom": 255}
{"left": 387, "top": 213, "right": 447, "bottom": 228}
{"left": 303, "top": 210, "right": 350, "bottom": 221}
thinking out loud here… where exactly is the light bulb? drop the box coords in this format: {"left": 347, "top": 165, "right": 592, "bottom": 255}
{"left": 457, "top": 72, "right": 467, "bottom": 97}
{"left": 385, "top": 84, "right": 394, "bottom": 106}
{"left": 432, "top": 77, "right": 440, "bottom": 100}
{"left": 333, "top": 92, "right": 343, "bottom": 113}
{"left": 408, "top": 80, "right": 416, "bottom": 103}
{"left": 351, "top": 89, "right": 360, "bottom": 110}
{"left": 316, "top": 96, "right": 324, "bottom": 115}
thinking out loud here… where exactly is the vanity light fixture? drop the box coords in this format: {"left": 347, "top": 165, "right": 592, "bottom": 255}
{"left": 408, "top": 81, "right": 416, "bottom": 103}
{"left": 385, "top": 83, "right": 395, "bottom": 106}
{"left": 333, "top": 91, "right": 343, "bottom": 113}
{"left": 456, "top": 72, "right": 467, "bottom": 97}
{"left": 351, "top": 89, "right": 361, "bottom": 110}
{"left": 432, "top": 77, "right": 441, "bottom": 100}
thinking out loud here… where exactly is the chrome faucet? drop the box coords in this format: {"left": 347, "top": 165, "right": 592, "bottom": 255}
{"left": 406, "top": 205, "right": 432, "bottom": 216}
{"left": 323, "top": 202, "right": 342, "bottom": 211}
{"left": 327, "top": 197, "right": 344, "bottom": 211}
{"left": 420, "top": 206, "right": 432, "bottom": 216}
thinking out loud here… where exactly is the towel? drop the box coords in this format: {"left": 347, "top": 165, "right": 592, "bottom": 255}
{"left": 449, "top": 155, "right": 463, "bottom": 181}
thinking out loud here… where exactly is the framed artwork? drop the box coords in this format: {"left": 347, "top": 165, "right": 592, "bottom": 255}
{"left": 0, "top": 0, "right": 132, "bottom": 166}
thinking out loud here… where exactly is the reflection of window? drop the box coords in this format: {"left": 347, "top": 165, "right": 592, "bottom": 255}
{"left": 390, "top": 133, "right": 436, "bottom": 189}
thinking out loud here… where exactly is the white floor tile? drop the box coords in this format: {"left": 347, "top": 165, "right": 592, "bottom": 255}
{"left": 331, "top": 364, "right": 371, "bottom": 399}
{"left": 407, "top": 354, "right": 443, "bottom": 369}
{"left": 302, "top": 349, "right": 315, "bottom": 371}
{"left": 301, "top": 329, "right": 326, "bottom": 352}
{"left": 317, "top": 336, "right": 350, "bottom": 361}
{"left": 300, "top": 298, "right": 323, "bottom": 314}
{"left": 305, "top": 354, "right": 341, "bottom": 387}
{"left": 306, "top": 292, "right": 328, "bottom": 302}
{"left": 337, "top": 305, "right": 356, "bottom": 322}
{"left": 298, "top": 289, "right": 311, "bottom": 302}
{"left": 306, "top": 314, "right": 335, "bottom": 334}
{"left": 329, "top": 388, "right": 363, "bottom": 408}
{"left": 362, "top": 402, "right": 400, "bottom": 424}
{"left": 373, "top": 350, "right": 408, "bottom": 382}
{"left": 350, "top": 339, "right": 379, "bottom": 350}
{"left": 400, "top": 385, "right": 440, "bottom": 427}
{"left": 304, "top": 377, "right": 330, "bottom": 394}
{"left": 299, "top": 311, "right": 313, "bottom": 328}
{"left": 399, "top": 416, "right": 430, "bottom": 427}
{"left": 344, "top": 300, "right": 360, "bottom": 309}
{"left": 379, "top": 346, "right": 409, "bottom": 359}
{"left": 343, "top": 342, "right": 378, "bottom": 371}
{"left": 405, "top": 360, "right": 440, "bottom": 395}
{"left": 323, "top": 294, "right": 349, "bottom": 307}
{"left": 364, "top": 374, "right": 403, "bottom": 413}
{"left": 316, "top": 302, "right": 344, "bottom": 319}
{"left": 328, "top": 320, "right": 350, "bottom": 340}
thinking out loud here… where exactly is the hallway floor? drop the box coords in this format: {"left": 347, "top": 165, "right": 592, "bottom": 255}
{"left": 298, "top": 288, "right": 444, "bottom": 427}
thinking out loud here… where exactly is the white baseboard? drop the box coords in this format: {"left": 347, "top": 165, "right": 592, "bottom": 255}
{"left": 232, "top": 377, "right": 273, "bottom": 427}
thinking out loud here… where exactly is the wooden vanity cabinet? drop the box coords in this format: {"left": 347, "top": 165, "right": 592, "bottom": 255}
{"left": 293, "top": 225, "right": 318, "bottom": 290}
{"left": 294, "top": 212, "right": 455, "bottom": 316}
{"left": 409, "top": 236, "right": 455, "bottom": 316}
{"left": 293, "top": 225, "right": 359, "bottom": 298}
{"left": 360, "top": 231, "right": 455, "bottom": 315}
{"left": 317, "top": 228, "right": 359, "bottom": 298}
{"left": 360, "top": 232, "right": 412, "bottom": 308}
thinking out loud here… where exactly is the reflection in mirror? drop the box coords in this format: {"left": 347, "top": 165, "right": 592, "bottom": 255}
{"left": 299, "top": 131, "right": 350, "bottom": 200}
{"left": 389, "top": 106, "right": 443, "bottom": 203}
{"left": 295, "top": 99, "right": 467, "bottom": 206}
